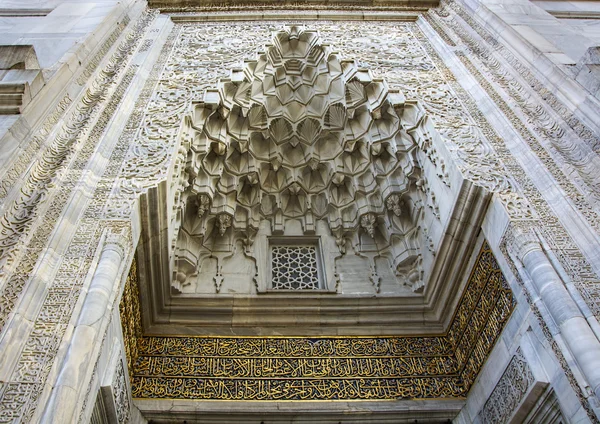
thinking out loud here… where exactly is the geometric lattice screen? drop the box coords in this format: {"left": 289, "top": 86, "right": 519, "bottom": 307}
{"left": 271, "top": 245, "right": 320, "bottom": 290}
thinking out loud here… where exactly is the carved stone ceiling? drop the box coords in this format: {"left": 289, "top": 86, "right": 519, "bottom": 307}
{"left": 131, "top": 22, "right": 495, "bottom": 335}
{"left": 175, "top": 25, "right": 424, "bottom": 291}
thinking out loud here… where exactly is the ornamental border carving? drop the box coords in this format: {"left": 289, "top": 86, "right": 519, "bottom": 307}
{"left": 0, "top": 10, "right": 157, "bottom": 422}
{"left": 424, "top": 2, "right": 600, "bottom": 319}
{"left": 420, "top": 8, "right": 600, "bottom": 419}
{"left": 121, "top": 243, "right": 515, "bottom": 401}
{"left": 478, "top": 348, "right": 535, "bottom": 424}
{"left": 0, "top": 93, "right": 71, "bottom": 203}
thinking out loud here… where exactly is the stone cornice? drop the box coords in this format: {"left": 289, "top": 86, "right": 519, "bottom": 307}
{"left": 169, "top": 10, "right": 422, "bottom": 21}
{"left": 150, "top": 1, "right": 439, "bottom": 11}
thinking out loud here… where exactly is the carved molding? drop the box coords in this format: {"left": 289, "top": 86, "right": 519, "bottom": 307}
{"left": 426, "top": 1, "right": 600, "bottom": 323}
{"left": 423, "top": 5, "right": 600, "bottom": 420}
{"left": 0, "top": 9, "right": 153, "bottom": 336}
{"left": 0, "top": 9, "right": 156, "bottom": 422}
{"left": 151, "top": 2, "right": 438, "bottom": 11}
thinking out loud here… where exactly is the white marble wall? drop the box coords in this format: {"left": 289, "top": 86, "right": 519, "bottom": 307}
{"left": 0, "top": 0, "right": 143, "bottom": 201}
{"left": 437, "top": 0, "right": 600, "bottom": 420}
{"left": 0, "top": 1, "right": 151, "bottom": 422}
{"left": 0, "top": 0, "right": 599, "bottom": 422}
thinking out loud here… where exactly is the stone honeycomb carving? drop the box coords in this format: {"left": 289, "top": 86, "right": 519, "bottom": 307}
{"left": 172, "top": 26, "right": 442, "bottom": 294}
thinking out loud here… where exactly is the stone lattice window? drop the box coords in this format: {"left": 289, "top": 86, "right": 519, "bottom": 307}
{"left": 271, "top": 245, "right": 321, "bottom": 290}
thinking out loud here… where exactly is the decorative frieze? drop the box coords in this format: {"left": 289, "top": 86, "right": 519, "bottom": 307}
{"left": 0, "top": 93, "right": 71, "bottom": 202}
{"left": 76, "top": 18, "right": 130, "bottom": 86}
{"left": 122, "top": 242, "right": 515, "bottom": 401}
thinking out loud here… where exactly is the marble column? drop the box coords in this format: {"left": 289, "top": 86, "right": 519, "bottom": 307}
{"left": 40, "top": 230, "right": 127, "bottom": 423}
{"left": 512, "top": 227, "right": 600, "bottom": 400}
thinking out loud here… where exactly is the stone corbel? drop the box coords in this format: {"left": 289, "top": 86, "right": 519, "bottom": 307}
{"left": 196, "top": 194, "right": 211, "bottom": 218}
{"left": 360, "top": 213, "right": 378, "bottom": 238}
{"left": 385, "top": 194, "right": 402, "bottom": 217}
{"left": 216, "top": 213, "right": 232, "bottom": 236}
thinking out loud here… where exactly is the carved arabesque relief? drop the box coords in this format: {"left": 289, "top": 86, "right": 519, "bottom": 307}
{"left": 171, "top": 26, "right": 443, "bottom": 294}
{"left": 0, "top": 10, "right": 156, "bottom": 422}
{"left": 479, "top": 349, "right": 535, "bottom": 424}
{"left": 426, "top": 3, "right": 600, "bottom": 326}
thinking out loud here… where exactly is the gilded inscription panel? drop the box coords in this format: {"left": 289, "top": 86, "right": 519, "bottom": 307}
{"left": 121, "top": 243, "right": 514, "bottom": 400}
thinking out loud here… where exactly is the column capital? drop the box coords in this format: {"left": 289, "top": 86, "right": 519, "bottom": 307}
{"left": 504, "top": 224, "right": 542, "bottom": 261}
{"left": 102, "top": 226, "right": 131, "bottom": 259}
